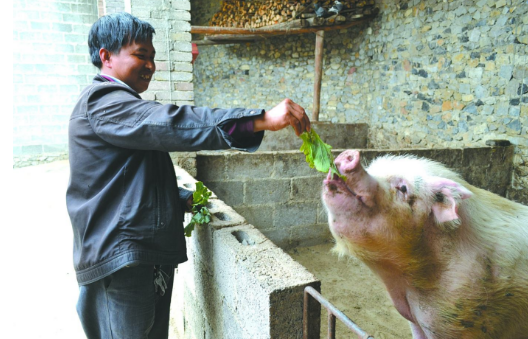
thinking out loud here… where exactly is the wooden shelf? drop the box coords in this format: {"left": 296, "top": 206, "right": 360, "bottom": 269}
{"left": 191, "top": 11, "right": 378, "bottom": 45}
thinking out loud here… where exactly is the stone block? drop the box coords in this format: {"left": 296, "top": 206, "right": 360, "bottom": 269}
{"left": 170, "top": 32, "right": 192, "bottom": 43}
{"left": 273, "top": 201, "right": 318, "bottom": 229}
{"left": 154, "top": 92, "right": 173, "bottom": 101}
{"left": 207, "top": 198, "right": 247, "bottom": 229}
{"left": 244, "top": 178, "right": 290, "bottom": 205}
{"left": 273, "top": 151, "right": 315, "bottom": 178}
{"left": 172, "top": 1, "right": 191, "bottom": 10}
{"left": 171, "top": 21, "right": 191, "bottom": 33}
{"left": 173, "top": 91, "right": 194, "bottom": 101}
{"left": 171, "top": 71, "right": 193, "bottom": 81}
{"left": 171, "top": 51, "right": 193, "bottom": 62}
{"left": 290, "top": 224, "right": 332, "bottom": 249}
{"left": 174, "top": 82, "right": 193, "bottom": 91}
{"left": 224, "top": 152, "right": 274, "bottom": 180}
{"left": 196, "top": 152, "right": 226, "bottom": 181}
{"left": 202, "top": 180, "right": 244, "bottom": 207}
{"left": 213, "top": 226, "right": 320, "bottom": 338}
{"left": 233, "top": 205, "right": 275, "bottom": 230}
{"left": 291, "top": 176, "right": 324, "bottom": 202}
{"left": 260, "top": 227, "right": 292, "bottom": 249}
{"left": 173, "top": 62, "right": 193, "bottom": 72}
{"left": 212, "top": 228, "right": 271, "bottom": 336}
{"left": 170, "top": 10, "right": 191, "bottom": 21}
{"left": 173, "top": 41, "right": 192, "bottom": 52}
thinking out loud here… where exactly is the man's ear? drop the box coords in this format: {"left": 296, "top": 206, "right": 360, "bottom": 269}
{"left": 99, "top": 48, "right": 112, "bottom": 69}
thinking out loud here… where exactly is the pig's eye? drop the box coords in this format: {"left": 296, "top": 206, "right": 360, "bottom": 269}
{"left": 399, "top": 185, "right": 407, "bottom": 194}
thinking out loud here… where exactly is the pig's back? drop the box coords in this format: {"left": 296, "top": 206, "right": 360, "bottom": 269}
{"left": 435, "top": 186, "right": 528, "bottom": 339}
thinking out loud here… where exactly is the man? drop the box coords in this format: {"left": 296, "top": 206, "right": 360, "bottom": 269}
{"left": 66, "top": 12, "right": 310, "bottom": 339}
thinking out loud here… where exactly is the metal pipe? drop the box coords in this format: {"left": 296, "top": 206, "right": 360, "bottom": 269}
{"left": 303, "top": 286, "right": 374, "bottom": 339}
{"left": 328, "top": 312, "right": 336, "bottom": 339}
{"left": 303, "top": 287, "right": 310, "bottom": 339}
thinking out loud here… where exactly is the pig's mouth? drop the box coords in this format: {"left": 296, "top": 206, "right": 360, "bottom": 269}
{"left": 324, "top": 171, "right": 367, "bottom": 205}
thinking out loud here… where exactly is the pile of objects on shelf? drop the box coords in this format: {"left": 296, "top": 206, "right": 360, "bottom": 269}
{"left": 209, "top": 0, "right": 377, "bottom": 29}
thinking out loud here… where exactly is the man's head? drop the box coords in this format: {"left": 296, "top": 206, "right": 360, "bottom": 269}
{"left": 88, "top": 12, "right": 156, "bottom": 93}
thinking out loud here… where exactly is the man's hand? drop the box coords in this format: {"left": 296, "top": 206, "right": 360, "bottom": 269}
{"left": 253, "top": 99, "right": 311, "bottom": 136}
{"left": 185, "top": 196, "right": 193, "bottom": 212}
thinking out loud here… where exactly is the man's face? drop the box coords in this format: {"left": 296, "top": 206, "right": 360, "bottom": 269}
{"left": 103, "top": 40, "right": 156, "bottom": 93}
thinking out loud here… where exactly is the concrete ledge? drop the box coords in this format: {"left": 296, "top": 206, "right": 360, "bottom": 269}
{"left": 172, "top": 166, "right": 321, "bottom": 339}
{"left": 207, "top": 198, "right": 247, "bottom": 229}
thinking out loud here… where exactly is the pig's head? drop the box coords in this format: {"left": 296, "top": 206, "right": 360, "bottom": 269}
{"left": 323, "top": 150, "right": 472, "bottom": 273}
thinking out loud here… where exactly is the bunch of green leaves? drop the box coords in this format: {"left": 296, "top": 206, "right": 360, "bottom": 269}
{"left": 184, "top": 181, "right": 212, "bottom": 237}
{"left": 300, "top": 128, "right": 345, "bottom": 180}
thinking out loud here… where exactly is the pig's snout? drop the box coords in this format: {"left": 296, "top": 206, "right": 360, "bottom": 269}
{"left": 335, "top": 150, "right": 362, "bottom": 174}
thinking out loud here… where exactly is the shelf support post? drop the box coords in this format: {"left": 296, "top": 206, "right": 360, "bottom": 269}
{"left": 313, "top": 30, "right": 324, "bottom": 122}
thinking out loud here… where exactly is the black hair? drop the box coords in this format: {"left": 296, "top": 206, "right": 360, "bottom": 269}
{"left": 88, "top": 12, "right": 155, "bottom": 69}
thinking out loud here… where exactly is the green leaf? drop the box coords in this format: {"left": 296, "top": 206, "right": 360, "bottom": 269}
{"left": 184, "top": 222, "right": 195, "bottom": 237}
{"left": 300, "top": 129, "right": 345, "bottom": 180}
{"left": 184, "top": 181, "right": 213, "bottom": 237}
{"left": 192, "top": 181, "right": 211, "bottom": 206}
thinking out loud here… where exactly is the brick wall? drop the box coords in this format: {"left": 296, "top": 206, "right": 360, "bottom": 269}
{"left": 13, "top": 0, "right": 99, "bottom": 166}
{"left": 131, "top": 0, "right": 194, "bottom": 106}
{"left": 102, "top": 0, "right": 126, "bottom": 15}
{"left": 13, "top": 0, "right": 194, "bottom": 167}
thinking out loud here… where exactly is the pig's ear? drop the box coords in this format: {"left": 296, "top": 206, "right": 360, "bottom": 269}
{"left": 428, "top": 177, "right": 472, "bottom": 224}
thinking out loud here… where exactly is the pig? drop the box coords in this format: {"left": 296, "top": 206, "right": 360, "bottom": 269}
{"left": 322, "top": 150, "right": 528, "bottom": 339}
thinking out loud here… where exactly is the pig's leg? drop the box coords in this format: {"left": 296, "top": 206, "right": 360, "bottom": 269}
{"left": 409, "top": 322, "right": 427, "bottom": 339}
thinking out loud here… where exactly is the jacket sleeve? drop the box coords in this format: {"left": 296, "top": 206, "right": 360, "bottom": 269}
{"left": 178, "top": 187, "right": 194, "bottom": 213}
{"left": 85, "top": 85, "right": 264, "bottom": 152}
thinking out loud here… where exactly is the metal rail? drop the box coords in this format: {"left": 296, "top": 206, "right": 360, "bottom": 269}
{"left": 303, "top": 286, "right": 374, "bottom": 339}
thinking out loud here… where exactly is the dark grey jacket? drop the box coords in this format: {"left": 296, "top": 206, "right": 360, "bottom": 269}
{"left": 67, "top": 75, "right": 264, "bottom": 285}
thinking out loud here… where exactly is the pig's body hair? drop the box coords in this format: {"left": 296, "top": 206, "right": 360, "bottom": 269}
{"left": 327, "top": 153, "right": 528, "bottom": 339}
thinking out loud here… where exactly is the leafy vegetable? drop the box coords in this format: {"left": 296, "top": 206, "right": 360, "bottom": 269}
{"left": 300, "top": 128, "right": 345, "bottom": 180}
{"left": 184, "top": 181, "right": 212, "bottom": 237}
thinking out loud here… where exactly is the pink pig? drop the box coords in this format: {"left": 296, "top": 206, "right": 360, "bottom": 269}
{"left": 322, "top": 150, "right": 528, "bottom": 339}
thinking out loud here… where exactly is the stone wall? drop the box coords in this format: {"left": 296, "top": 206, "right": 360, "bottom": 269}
{"left": 191, "top": 0, "right": 528, "bottom": 204}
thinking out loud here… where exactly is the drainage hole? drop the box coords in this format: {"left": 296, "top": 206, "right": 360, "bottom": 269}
{"left": 183, "top": 183, "right": 193, "bottom": 189}
{"left": 232, "top": 231, "right": 255, "bottom": 246}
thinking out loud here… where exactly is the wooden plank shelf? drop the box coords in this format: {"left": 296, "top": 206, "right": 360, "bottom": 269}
{"left": 191, "top": 10, "right": 378, "bottom": 45}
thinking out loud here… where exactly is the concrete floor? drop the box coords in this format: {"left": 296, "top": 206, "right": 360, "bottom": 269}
{"left": 9, "top": 161, "right": 86, "bottom": 338}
